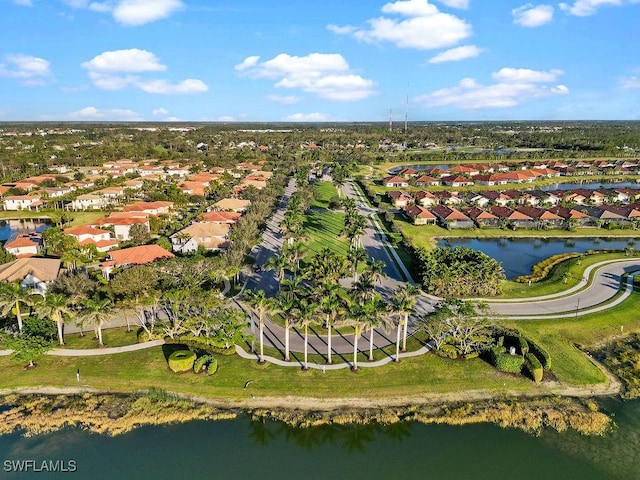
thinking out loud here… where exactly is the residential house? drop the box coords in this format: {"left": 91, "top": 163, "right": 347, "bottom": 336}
{"left": 404, "top": 205, "right": 437, "bottom": 225}
{"left": 199, "top": 211, "right": 242, "bottom": 224}
{"left": 414, "top": 191, "right": 438, "bottom": 207}
{"left": 123, "top": 201, "right": 173, "bottom": 216}
{"left": 387, "top": 191, "right": 413, "bottom": 209}
{"left": 430, "top": 205, "right": 474, "bottom": 229}
{"left": 71, "top": 193, "right": 109, "bottom": 210}
{"left": 462, "top": 207, "right": 499, "bottom": 227}
{"left": 516, "top": 206, "right": 563, "bottom": 228}
{"left": 93, "top": 216, "right": 150, "bottom": 241}
{"left": 474, "top": 174, "right": 508, "bottom": 186}
{"left": 547, "top": 206, "right": 592, "bottom": 226}
{"left": 0, "top": 257, "right": 61, "bottom": 295}
{"left": 440, "top": 175, "right": 474, "bottom": 187}
{"left": 449, "top": 165, "right": 480, "bottom": 176}
{"left": 489, "top": 206, "right": 535, "bottom": 229}
{"left": 3, "top": 195, "right": 43, "bottom": 211}
{"left": 170, "top": 222, "right": 231, "bottom": 253}
{"left": 4, "top": 233, "right": 42, "bottom": 257}
{"left": 212, "top": 198, "right": 251, "bottom": 212}
{"left": 101, "top": 245, "right": 174, "bottom": 279}
{"left": 382, "top": 176, "right": 409, "bottom": 188}
{"left": 396, "top": 167, "right": 419, "bottom": 178}
{"left": 414, "top": 175, "right": 440, "bottom": 187}
{"left": 64, "top": 225, "right": 119, "bottom": 252}
{"left": 575, "top": 206, "right": 627, "bottom": 225}
{"left": 479, "top": 191, "right": 513, "bottom": 207}
{"left": 433, "top": 191, "right": 463, "bottom": 205}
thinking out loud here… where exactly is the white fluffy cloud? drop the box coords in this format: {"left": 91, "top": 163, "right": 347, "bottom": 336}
{"left": 283, "top": 113, "right": 331, "bottom": 122}
{"left": 13, "top": 0, "right": 33, "bottom": 6}
{"left": 416, "top": 67, "right": 568, "bottom": 109}
{"left": 559, "top": 0, "right": 635, "bottom": 16}
{"left": 68, "top": 106, "right": 143, "bottom": 121}
{"left": 0, "top": 54, "right": 52, "bottom": 86}
{"left": 82, "top": 48, "right": 207, "bottom": 94}
{"left": 63, "top": 0, "right": 184, "bottom": 26}
{"left": 435, "top": 0, "right": 469, "bottom": 8}
{"left": 512, "top": 4, "right": 554, "bottom": 27}
{"left": 621, "top": 76, "right": 640, "bottom": 89}
{"left": 328, "top": 0, "right": 471, "bottom": 50}
{"left": 428, "top": 45, "right": 483, "bottom": 63}
{"left": 235, "top": 53, "right": 376, "bottom": 102}
{"left": 266, "top": 95, "right": 300, "bottom": 105}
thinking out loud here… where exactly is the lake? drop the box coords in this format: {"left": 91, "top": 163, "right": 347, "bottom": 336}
{"left": 438, "top": 237, "right": 639, "bottom": 278}
{"left": 0, "top": 398, "right": 637, "bottom": 479}
{"left": 0, "top": 219, "right": 50, "bottom": 242}
{"left": 540, "top": 181, "right": 640, "bottom": 191}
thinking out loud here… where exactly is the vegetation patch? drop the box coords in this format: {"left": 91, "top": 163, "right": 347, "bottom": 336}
{"left": 168, "top": 350, "right": 196, "bottom": 373}
{"left": 593, "top": 333, "right": 640, "bottom": 398}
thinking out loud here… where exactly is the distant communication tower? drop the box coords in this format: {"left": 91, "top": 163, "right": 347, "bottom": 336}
{"left": 389, "top": 109, "right": 393, "bottom": 132}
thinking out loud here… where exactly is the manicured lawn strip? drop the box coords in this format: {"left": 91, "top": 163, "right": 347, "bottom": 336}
{"left": 303, "top": 210, "right": 349, "bottom": 256}
{"left": 498, "top": 252, "right": 632, "bottom": 299}
{"left": 505, "top": 285, "right": 640, "bottom": 385}
{"left": 61, "top": 327, "right": 138, "bottom": 349}
{"left": 311, "top": 181, "right": 338, "bottom": 209}
{"left": 0, "top": 210, "right": 105, "bottom": 226}
{"left": 0, "top": 343, "right": 536, "bottom": 399}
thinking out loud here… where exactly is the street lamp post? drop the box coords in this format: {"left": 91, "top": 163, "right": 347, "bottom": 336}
{"left": 575, "top": 297, "right": 580, "bottom": 320}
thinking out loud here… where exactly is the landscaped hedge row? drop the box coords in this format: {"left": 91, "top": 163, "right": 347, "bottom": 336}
{"left": 489, "top": 347, "right": 525, "bottom": 374}
{"left": 514, "top": 252, "right": 582, "bottom": 283}
{"left": 527, "top": 338, "right": 552, "bottom": 370}
{"left": 168, "top": 350, "right": 196, "bottom": 373}
{"left": 525, "top": 353, "right": 544, "bottom": 382}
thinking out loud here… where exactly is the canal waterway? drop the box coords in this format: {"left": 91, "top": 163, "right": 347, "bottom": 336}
{"left": 0, "top": 398, "right": 637, "bottom": 479}
{"left": 438, "top": 237, "right": 639, "bottom": 278}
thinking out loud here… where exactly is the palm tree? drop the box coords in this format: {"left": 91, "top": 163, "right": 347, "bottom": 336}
{"left": 347, "top": 247, "right": 368, "bottom": 283}
{"left": 391, "top": 284, "right": 420, "bottom": 359}
{"left": 35, "top": 293, "right": 71, "bottom": 346}
{"left": 273, "top": 292, "right": 295, "bottom": 361}
{"left": 80, "top": 298, "right": 113, "bottom": 347}
{"left": 350, "top": 273, "right": 375, "bottom": 306}
{"left": 364, "top": 259, "right": 387, "bottom": 285}
{"left": 263, "top": 254, "right": 288, "bottom": 290}
{"left": 0, "top": 281, "right": 35, "bottom": 333}
{"left": 360, "top": 294, "right": 391, "bottom": 361}
{"left": 244, "top": 289, "right": 274, "bottom": 364}
{"left": 292, "top": 296, "right": 319, "bottom": 371}
{"left": 344, "top": 303, "right": 364, "bottom": 372}
{"left": 319, "top": 283, "right": 347, "bottom": 365}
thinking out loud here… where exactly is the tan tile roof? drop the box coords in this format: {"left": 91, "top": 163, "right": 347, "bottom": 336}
{"left": 0, "top": 258, "right": 61, "bottom": 283}
{"left": 108, "top": 245, "right": 174, "bottom": 266}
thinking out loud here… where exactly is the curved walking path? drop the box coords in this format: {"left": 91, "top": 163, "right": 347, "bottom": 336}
{"left": 0, "top": 339, "right": 166, "bottom": 357}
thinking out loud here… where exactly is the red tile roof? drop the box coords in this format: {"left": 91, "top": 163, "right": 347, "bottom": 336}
{"left": 108, "top": 245, "right": 174, "bottom": 266}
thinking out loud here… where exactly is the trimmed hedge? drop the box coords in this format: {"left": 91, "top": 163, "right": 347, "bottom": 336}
{"left": 525, "top": 353, "right": 544, "bottom": 382}
{"left": 165, "top": 335, "right": 235, "bottom": 355}
{"left": 514, "top": 252, "right": 582, "bottom": 284}
{"left": 436, "top": 344, "right": 458, "bottom": 359}
{"left": 168, "top": 350, "right": 196, "bottom": 373}
{"left": 518, "top": 336, "right": 529, "bottom": 356}
{"left": 490, "top": 347, "right": 525, "bottom": 374}
{"left": 528, "top": 339, "right": 552, "bottom": 370}
{"left": 193, "top": 354, "right": 218, "bottom": 375}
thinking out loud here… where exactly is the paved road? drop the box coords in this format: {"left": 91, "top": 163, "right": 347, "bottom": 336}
{"left": 491, "top": 260, "right": 640, "bottom": 318}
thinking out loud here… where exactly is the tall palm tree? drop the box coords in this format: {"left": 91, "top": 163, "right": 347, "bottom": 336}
{"left": 244, "top": 289, "right": 274, "bottom": 364}
{"left": 359, "top": 294, "right": 391, "bottom": 361}
{"left": 350, "top": 273, "right": 375, "bottom": 307}
{"left": 292, "top": 297, "right": 318, "bottom": 371}
{"left": 0, "top": 281, "right": 35, "bottom": 333}
{"left": 272, "top": 291, "right": 295, "bottom": 361}
{"left": 391, "top": 284, "right": 420, "bottom": 358}
{"left": 319, "top": 283, "right": 347, "bottom": 365}
{"left": 365, "top": 259, "right": 387, "bottom": 285}
{"left": 344, "top": 302, "right": 365, "bottom": 372}
{"left": 263, "top": 254, "right": 288, "bottom": 290}
{"left": 81, "top": 298, "right": 113, "bottom": 347}
{"left": 347, "top": 247, "right": 368, "bottom": 283}
{"left": 35, "top": 293, "right": 71, "bottom": 346}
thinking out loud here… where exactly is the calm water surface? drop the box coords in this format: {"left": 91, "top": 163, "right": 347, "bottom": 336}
{"left": 0, "top": 219, "right": 49, "bottom": 242}
{"left": 439, "top": 237, "right": 639, "bottom": 278}
{"left": 2, "top": 398, "right": 639, "bottom": 480}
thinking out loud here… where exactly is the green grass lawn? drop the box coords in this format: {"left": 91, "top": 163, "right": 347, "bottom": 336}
{"left": 310, "top": 181, "right": 338, "bottom": 209}
{"left": 61, "top": 327, "right": 139, "bottom": 349}
{"left": 505, "top": 281, "right": 640, "bottom": 385}
{"left": 0, "top": 341, "right": 536, "bottom": 400}
{"left": 303, "top": 210, "right": 349, "bottom": 256}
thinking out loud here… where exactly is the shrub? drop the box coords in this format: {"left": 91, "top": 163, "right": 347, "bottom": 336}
{"left": 490, "top": 347, "right": 525, "bottom": 374}
{"left": 518, "top": 336, "right": 529, "bottom": 356}
{"left": 193, "top": 354, "right": 218, "bottom": 375}
{"left": 525, "top": 353, "right": 544, "bottom": 382}
{"left": 164, "top": 335, "right": 234, "bottom": 355}
{"left": 436, "top": 344, "right": 458, "bottom": 359}
{"left": 528, "top": 339, "right": 552, "bottom": 370}
{"left": 168, "top": 350, "right": 196, "bottom": 373}
{"left": 463, "top": 351, "right": 479, "bottom": 360}
{"left": 514, "top": 252, "right": 582, "bottom": 284}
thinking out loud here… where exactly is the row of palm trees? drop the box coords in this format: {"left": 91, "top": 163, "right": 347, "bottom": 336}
{"left": 245, "top": 255, "right": 420, "bottom": 371}
{"left": 0, "top": 281, "right": 113, "bottom": 347}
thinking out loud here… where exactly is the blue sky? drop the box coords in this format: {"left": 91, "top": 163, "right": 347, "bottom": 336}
{"left": 1, "top": 0, "right": 639, "bottom": 122}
